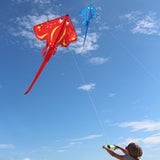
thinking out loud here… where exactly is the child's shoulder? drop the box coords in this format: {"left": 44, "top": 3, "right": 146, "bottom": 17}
{"left": 123, "top": 155, "right": 136, "bottom": 160}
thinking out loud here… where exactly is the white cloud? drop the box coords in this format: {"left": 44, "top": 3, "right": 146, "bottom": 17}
{"left": 69, "top": 32, "right": 99, "bottom": 54}
{"left": 32, "top": 146, "right": 54, "bottom": 153}
{"left": 77, "top": 83, "right": 96, "bottom": 91}
{"left": 115, "top": 120, "right": 160, "bottom": 146}
{"left": 56, "top": 134, "right": 102, "bottom": 153}
{"left": 60, "top": 142, "right": 81, "bottom": 149}
{"left": 98, "top": 23, "right": 109, "bottom": 30}
{"left": 11, "top": 14, "right": 99, "bottom": 54}
{"left": 70, "top": 134, "right": 102, "bottom": 141}
{"left": 107, "top": 93, "right": 116, "bottom": 98}
{"left": 33, "top": 0, "right": 51, "bottom": 4}
{"left": 12, "top": 0, "right": 51, "bottom": 4}
{"left": 57, "top": 142, "right": 81, "bottom": 153}
{"left": 0, "top": 144, "right": 15, "bottom": 149}
{"left": 89, "top": 57, "right": 108, "bottom": 65}
{"left": 132, "top": 17, "right": 159, "bottom": 35}
{"left": 115, "top": 24, "right": 124, "bottom": 30}
{"left": 24, "top": 158, "right": 31, "bottom": 160}
{"left": 122, "top": 133, "right": 160, "bottom": 146}
{"left": 123, "top": 11, "right": 142, "bottom": 22}
{"left": 57, "top": 149, "right": 66, "bottom": 153}
{"left": 10, "top": 13, "right": 59, "bottom": 48}
{"left": 123, "top": 11, "right": 160, "bottom": 35}
{"left": 142, "top": 134, "right": 160, "bottom": 144}
{"left": 122, "top": 138, "right": 141, "bottom": 146}
{"left": 117, "top": 120, "right": 160, "bottom": 132}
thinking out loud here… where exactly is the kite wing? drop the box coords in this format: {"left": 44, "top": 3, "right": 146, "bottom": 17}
{"left": 80, "top": 4, "right": 98, "bottom": 47}
{"left": 25, "top": 15, "right": 77, "bottom": 95}
{"left": 91, "top": 7, "right": 98, "bottom": 18}
{"left": 79, "top": 6, "right": 88, "bottom": 17}
{"left": 33, "top": 16, "right": 67, "bottom": 56}
{"left": 79, "top": 7, "right": 89, "bottom": 24}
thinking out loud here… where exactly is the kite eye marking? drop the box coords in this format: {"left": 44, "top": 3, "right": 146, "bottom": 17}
{"left": 59, "top": 18, "right": 63, "bottom": 23}
{"left": 66, "top": 20, "right": 70, "bottom": 25}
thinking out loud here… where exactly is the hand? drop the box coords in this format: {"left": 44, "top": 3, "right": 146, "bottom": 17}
{"left": 115, "top": 145, "right": 119, "bottom": 149}
{"left": 102, "top": 145, "right": 107, "bottom": 149}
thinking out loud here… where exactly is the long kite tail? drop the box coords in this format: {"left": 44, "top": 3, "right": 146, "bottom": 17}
{"left": 24, "top": 48, "right": 55, "bottom": 95}
{"left": 83, "top": 21, "right": 89, "bottom": 47}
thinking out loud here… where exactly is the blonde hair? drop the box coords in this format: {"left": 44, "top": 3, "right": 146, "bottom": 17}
{"left": 126, "top": 142, "right": 143, "bottom": 158}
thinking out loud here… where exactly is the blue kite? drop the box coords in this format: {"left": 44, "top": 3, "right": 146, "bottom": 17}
{"left": 79, "top": 4, "right": 98, "bottom": 47}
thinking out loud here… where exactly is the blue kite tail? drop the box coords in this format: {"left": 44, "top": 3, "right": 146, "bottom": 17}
{"left": 83, "top": 21, "right": 89, "bottom": 47}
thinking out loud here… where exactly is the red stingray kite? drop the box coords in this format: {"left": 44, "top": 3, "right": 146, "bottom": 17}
{"left": 25, "top": 15, "right": 77, "bottom": 94}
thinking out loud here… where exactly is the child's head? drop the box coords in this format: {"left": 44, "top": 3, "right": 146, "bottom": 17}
{"left": 126, "top": 142, "right": 143, "bottom": 158}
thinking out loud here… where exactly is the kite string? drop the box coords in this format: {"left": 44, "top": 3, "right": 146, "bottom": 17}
{"left": 70, "top": 18, "right": 160, "bottom": 146}
{"left": 108, "top": 28, "right": 160, "bottom": 84}
{"left": 72, "top": 54, "right": 109, "bottom": 143}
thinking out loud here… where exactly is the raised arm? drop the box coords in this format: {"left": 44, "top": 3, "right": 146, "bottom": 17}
{"left": 115, "top": 145, "right": 129, "bottom": 155}
{"left": 103, "top": 145, "right": 124, "bottom": 160}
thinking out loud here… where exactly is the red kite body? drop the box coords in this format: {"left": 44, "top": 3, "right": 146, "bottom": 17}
{"left": 25, "top": 15, "right": 77, "bottom": 94}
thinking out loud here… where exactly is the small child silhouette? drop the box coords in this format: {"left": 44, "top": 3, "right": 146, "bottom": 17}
{"left": 103, "top": 142, "right": 143, "bottom": 160}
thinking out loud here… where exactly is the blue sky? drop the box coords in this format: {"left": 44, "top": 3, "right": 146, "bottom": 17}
{"left": 0, "top": 0, "right": 160, "bottom": 160}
